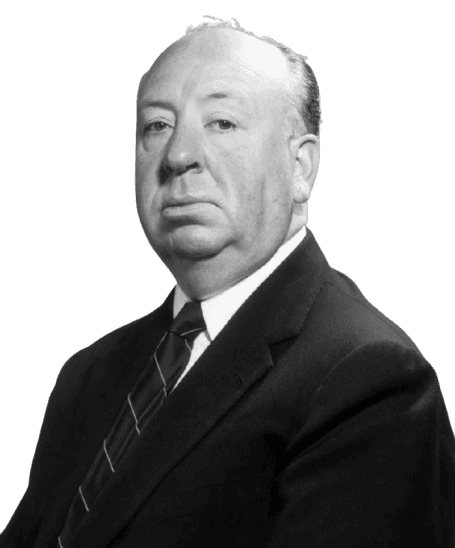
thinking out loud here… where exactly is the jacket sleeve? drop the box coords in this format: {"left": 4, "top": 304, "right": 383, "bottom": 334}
{"left": 264, "top": 342, "right": 455, "bottom": 547}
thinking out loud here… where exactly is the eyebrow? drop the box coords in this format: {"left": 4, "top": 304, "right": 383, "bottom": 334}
{"left": 137, "top": 92, "right": 250, "bottom": 113}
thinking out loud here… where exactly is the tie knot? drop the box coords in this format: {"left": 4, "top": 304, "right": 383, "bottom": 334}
{"left": 169, "top": 301, "right": 206, "bottom": 342}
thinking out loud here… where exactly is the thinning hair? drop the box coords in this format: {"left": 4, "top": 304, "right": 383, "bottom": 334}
{"left": 185, "top": 16, "right": 321, "bottom": 136}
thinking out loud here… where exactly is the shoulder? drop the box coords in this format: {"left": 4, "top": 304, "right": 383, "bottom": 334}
{"left": 309, "top": 265, "right": 421, "bottom": 356}
{"left": 49, "top": 309, "right": 166, "bottom": 407}
{"left": 273, "top": 259, "right": 435, "bottom": 412}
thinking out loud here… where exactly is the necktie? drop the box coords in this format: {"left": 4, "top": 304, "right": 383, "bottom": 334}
{"left": 58, "top": 301, "right": 206, "bottom": 547}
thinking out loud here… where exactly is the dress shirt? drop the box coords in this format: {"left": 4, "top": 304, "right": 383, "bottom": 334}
{"left": 172, "top": 227, "right": 307, "bottom": 388}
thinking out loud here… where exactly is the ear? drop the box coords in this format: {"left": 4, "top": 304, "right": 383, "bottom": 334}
{"left": 290, "top": 134, "right": 320, "bottom": 204}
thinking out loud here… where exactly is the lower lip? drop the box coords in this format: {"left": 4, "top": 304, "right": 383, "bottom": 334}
{"left": 162, "top": 202, "right": 214, "bottom": 219}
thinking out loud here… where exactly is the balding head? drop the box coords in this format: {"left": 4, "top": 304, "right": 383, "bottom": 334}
{"left": 138, "top": 26, "right": 294, "bottom": 128}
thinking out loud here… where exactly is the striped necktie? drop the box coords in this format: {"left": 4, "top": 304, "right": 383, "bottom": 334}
{"left": 58, "top": 301, "right": 206, "bottom": 547}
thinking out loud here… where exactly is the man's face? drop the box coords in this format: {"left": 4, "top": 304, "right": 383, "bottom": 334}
{"left": 136, "top": 29, "right": 301, "bottom": 293}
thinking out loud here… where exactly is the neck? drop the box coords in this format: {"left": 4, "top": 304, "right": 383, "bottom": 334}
{"left": 170, "top": 221, "right": 307, "bottom": 300}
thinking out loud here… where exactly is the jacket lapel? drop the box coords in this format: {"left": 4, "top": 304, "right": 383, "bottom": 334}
{"left": 69, "top": 305, "right": 274, "bottom": 547}
{"left": 69, "top": 230, "right": 329, "bottom": 548}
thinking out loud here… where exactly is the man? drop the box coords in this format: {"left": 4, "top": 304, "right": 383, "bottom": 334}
{"left": 1, "top": 19, "right": 454, "bottom": 548}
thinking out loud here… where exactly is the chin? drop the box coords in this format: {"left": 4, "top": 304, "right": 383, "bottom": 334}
{"left": 171, "top": 240, "right": 223, "bottom": 260}
{"left": 167, "top": 227, "right": 228, "bottom": 260}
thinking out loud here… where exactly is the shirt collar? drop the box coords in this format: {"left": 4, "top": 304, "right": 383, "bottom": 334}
{"left": 173, "top": 227, "right": 306, "bottom": 342}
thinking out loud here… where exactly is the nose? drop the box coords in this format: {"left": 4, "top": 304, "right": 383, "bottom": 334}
{"left": 162, "top": 122, "right": 204, "bottom": 177}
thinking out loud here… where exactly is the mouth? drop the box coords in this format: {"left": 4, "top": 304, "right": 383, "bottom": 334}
{"left": 161, "top": 200, "right": 216, "bottom": 220}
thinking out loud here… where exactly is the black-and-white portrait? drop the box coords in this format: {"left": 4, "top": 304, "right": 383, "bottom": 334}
{"left": 1, "top": 4, "right": 454, "bottom": 547}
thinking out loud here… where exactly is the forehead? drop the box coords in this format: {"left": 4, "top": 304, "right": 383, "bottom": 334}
{"left": 138, "top": 28, "right": 292, "bottom": 108}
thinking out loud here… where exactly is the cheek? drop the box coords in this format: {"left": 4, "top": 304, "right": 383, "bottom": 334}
{"left": 206, "top": 141, "right": 256, "bottom": 199}
{"left": 206, "top": 135, "right": 292, "bottom": 224}
{"left": 135, "top": 148, "right": 161, "bottom": 212}
{"left": 263, "top": 139, "right": 293, "bottom": 197}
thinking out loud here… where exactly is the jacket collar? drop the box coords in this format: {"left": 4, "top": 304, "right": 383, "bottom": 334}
{"left": 256, "top": 229, "right": 331, "bottom": 343}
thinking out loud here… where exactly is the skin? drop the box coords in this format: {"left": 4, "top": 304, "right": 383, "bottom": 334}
{"left": 136, "top": 28, "right": 320, "bottom": 299}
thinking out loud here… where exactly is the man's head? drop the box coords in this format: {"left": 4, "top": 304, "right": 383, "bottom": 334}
{"left": 135, "top": 20, "right": 320, "bottom": 299}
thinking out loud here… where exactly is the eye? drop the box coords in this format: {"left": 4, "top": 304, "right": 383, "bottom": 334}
{"left": 143, "top": 121, "right": 171, "bottom": 133}
{"left": 209, "top": 119, "right": 237, "bottom": 131}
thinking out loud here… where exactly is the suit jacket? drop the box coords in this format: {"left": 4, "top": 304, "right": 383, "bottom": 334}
{"left": 2, "top": 230, "right": 454, "bottom": 547}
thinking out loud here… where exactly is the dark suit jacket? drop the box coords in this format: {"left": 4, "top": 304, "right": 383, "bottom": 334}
{"left": 2, "top": 231, "right": 455, "bottom": 547}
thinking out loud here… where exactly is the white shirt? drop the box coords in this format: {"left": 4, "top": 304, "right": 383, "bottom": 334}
{"left": 172, "top": 227, "right": 307, "bottom": 387}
